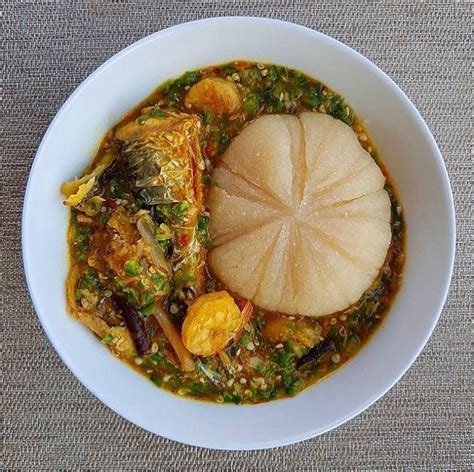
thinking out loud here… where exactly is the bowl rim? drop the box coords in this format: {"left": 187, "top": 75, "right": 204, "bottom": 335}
{"left": 22, "top": 16, "right": 456, "bottom": 449}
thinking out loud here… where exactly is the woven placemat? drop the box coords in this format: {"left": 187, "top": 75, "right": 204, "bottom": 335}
{"left": 3, "top": 1, "right": 472, "bottom": 470}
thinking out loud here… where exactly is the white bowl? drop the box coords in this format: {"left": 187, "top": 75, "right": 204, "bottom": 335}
{"left": 22, "top": 17, "right": 455, "bottom": 450}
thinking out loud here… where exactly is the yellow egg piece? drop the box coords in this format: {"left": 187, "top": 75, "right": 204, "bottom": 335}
{"left": 182, "top": 291, "right": 242, "bottom": 356}
{"left": 184, "top": 78, "right": 241, "bottom": 115}
{"left": 61, "top": 151, "right": 114, "bottom": 203}
{"left": 63, "top": 176, "right": 96, "bottom": 206}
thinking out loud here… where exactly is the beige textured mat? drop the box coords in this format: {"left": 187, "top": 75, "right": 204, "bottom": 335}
{"left": 3, "top": 1, "right": 471, "bottom": 469}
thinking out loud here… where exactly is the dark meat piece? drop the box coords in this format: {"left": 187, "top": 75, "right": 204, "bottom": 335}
{"left": 296, "top": 339, "right": 336, "bottom": 369}
{"left": 111, "top": 295, "right": 151, "bottom": 355}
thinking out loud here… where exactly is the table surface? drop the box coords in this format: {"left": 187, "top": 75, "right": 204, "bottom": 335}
{"left": 3, "top": 1, "right": 472, "bottom": 470}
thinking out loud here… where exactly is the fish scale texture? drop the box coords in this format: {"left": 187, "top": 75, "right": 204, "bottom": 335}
{"left": 3, "top": 1, "right": 471, "bottom": 470}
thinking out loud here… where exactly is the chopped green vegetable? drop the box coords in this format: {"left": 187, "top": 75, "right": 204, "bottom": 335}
{"left": 274, "top": 350, "right": 294, "bottom": 368}
{"left": 289, "top": 87, "right": 302, "bottom": 100}
{"left": 142, "top": 291, "right": 154, "bottom": 306}
{"left": 161, "top": 71, "right": 201, "bottom": 106}
{"left": 185, "top": 382, "right": 211, "bottom": 396}
{"left": 140, "top": 302, "right": 157, "bottom": 317}
{"left": 124, "top": 259, "right": 141, "bottom": 276}
{"left": 222, "top": 392, "right": 242, "bottom": 404}
{"left": 254, "top": 387, "right": 277, "bottom": 401}
{"left": 115, "top": 276, "right": 127, "bottom": 289}
{"left": 201, "top": 174, "right": 212, "bottom": 185}
{"left": 302, "top": 86, "right": 322, "bottom": 108}
{"left": 346, "top": 333, "right": 361, "bottom": 351}
{"left": 151, "top": 274, "right": 169, "bottom": 295}
{"left": 80, "top": 268, "right": 98, "bottom": 289}
{"left": 239, "top": 333, "right": 251, "bottom": 347}
{"left": 285, "top": 340, "right": 307, "bottom": 358}
{"left": 149, "top": 352, "right": 165, "bottom": 364}
{"left": 72, "top": 220, "right": 90, "bottom": 262}
{"left": 218, "top": 131, "right": 230, "bottom": 148}
{"left": 123, "top": 286, "right": 139, "bottom": 306}
{"left": 197, "top": 214, "right": 210, "bottom": 246}
{"left": 109, "top": 178, "right": 127, "bottom": 199}
{"left": 101, "top": 334, "right": 113, "bottom": 345}
{"left": 153, "top": 376, "right": 164, "bottom": 387}
{"left": 174, "top": 201, "right": 190, "bottom": 219}
{"left": 243, "top": 95, "right": 260, "bottom": 115}
{"left": 178, "top": 273, "right": 196, "bottom": 283}
{"left": 221, "top": 64, "right": 238, "bottom": 76}
{"left": 181, "top": 70, "right": 201, "bottom": 86}
{"left": 253, "top": 314, "right": 265, "bottom": 330}
{"left": 99, "top": 210, "right": 110, "bottom": 225}
{"left": 152, "top": 108, "right": 166, "bottom": 118}
{"left": 327, "top": 98, "right": 352, "bottom": 125}
{"left": 282, "top": 371, "right": 303, "bottom": 396}
{"left": 246, "top": 67, "right": 261, "bottom": 81}
{"left": 159, "top": 201, "right": 190, "bottom": 223}
{"left": 201, "top": 111, "right": 213, "bottom": 125}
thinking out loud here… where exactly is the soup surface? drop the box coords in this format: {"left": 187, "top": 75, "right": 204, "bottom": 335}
{"left": 62, "top": 62, "right": 404, "bottom": 404}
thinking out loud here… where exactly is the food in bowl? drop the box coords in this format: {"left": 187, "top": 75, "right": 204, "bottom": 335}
{"left": 61, "top": 61, "right": 405, "bottom": 404}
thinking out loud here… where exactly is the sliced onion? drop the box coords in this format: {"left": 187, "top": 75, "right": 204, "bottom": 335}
{"left": 136, "top": 214, "right": 171, "bottom": 276}
{"left": 153, "top": 306, "right": 195, "bottom": 372}
{"left": 61, "top": 151, "right": 114, "bottom": 198}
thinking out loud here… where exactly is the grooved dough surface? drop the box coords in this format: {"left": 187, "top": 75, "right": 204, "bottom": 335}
{"left": 209, "top": 113, "right": 391, "bottom": 317}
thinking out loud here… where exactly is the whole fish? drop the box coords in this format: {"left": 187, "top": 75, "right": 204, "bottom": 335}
{"left": 115, "top": 110, "right": 207, "bottom": 303}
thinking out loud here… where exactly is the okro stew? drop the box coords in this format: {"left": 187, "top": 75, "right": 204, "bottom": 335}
{"left": 62, "top": 61, "right": 404, "bottom": 404}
